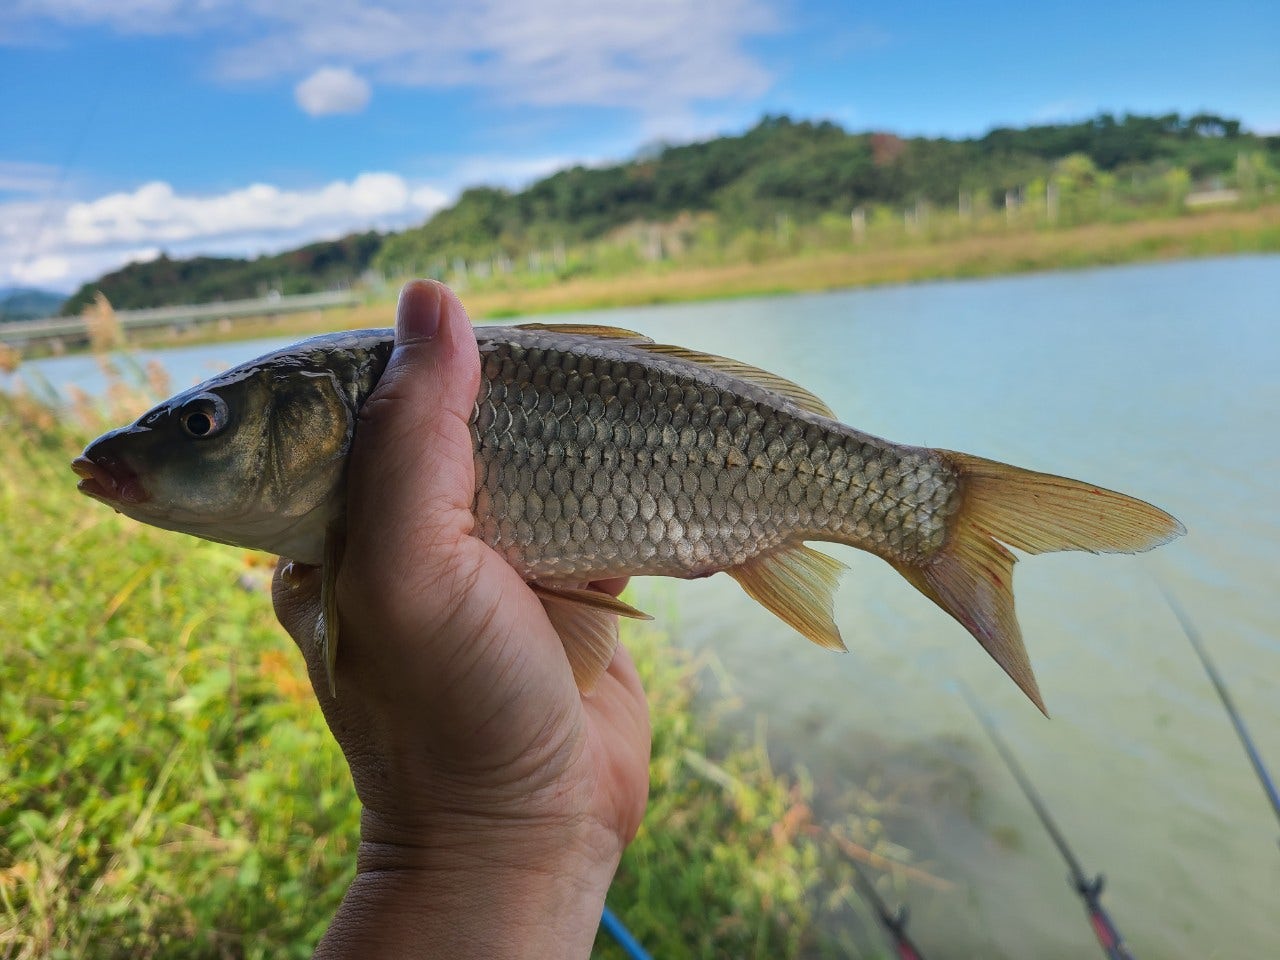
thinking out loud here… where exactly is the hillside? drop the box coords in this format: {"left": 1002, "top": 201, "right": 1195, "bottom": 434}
{"left": 63, "top": 111, "right": 1279, "bottom": 313}
{"left": 61, "top": 232, "right": 383, "bottom": 315}
{"left": 0, "top": 287, "right": 65, "bottom": 322}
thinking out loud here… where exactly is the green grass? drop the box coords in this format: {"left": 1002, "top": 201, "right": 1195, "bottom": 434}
{"left": 0, "top": 385, "right": 909, "bottom": 959}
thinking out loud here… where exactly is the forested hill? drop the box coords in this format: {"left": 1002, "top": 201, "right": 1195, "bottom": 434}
{"left": 64, "top": 112, "right": 1278, "bottom": 312}
{"left": 61, "top": 232, "right": 383, "bottom": 315}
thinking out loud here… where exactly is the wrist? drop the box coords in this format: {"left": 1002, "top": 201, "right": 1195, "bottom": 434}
{"left": 315, "top": 811, "right": 624, "bottom": 959}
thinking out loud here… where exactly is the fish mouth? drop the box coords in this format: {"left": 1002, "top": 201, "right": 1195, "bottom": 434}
{"left": 71, "top": 455, "right": 149, "bottom": 505}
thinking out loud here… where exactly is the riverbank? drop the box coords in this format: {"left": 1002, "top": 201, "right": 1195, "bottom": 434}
{"left": 110, "top": 203, "right": 1280, "bottom": 350}
{"left": 0, "top": 386, "right": 912, "bottom": 958}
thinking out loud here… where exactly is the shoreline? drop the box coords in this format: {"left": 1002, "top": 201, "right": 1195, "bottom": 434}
{"left": 21, "top": 205, "right": 1280, "bottom": 355}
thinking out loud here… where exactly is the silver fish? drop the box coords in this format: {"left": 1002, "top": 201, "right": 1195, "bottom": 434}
{"left": 73, "top": 324, "right": 1184, "bottom": 710}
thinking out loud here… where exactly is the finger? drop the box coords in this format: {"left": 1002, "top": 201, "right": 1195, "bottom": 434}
{"left": 347, "top": 281, "right": 480, "bottom": 559}
{"left": 270, "top": 558, "right": 323, "bottom": 659}
{"left": 343, "top": 281, "right": 484, "bottom": 599}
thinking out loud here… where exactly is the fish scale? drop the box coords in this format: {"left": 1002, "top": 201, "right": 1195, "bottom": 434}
{"left": 470, "top": 327, "right": 960, "bottom": 582}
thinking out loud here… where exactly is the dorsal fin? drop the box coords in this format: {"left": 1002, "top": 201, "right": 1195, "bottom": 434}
{"left": 514, "top": 322, "right": 836, "bottom": 418}
{"left": 630, "top": 342, "right": 837, "bottom": 418}
{"left": 513, "top": 322, "right": 652, "bottom": 341}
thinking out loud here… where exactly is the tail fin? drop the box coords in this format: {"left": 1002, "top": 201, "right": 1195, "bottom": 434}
{"left": 893, "top": 452, "right": 1184, "bottom": 714}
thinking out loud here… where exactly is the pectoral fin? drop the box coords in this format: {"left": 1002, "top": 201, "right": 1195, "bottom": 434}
{"left": 726, "top": 544, "right": 848, "bottom": 652}
{"left": 530, "top": 583, "right": 652, "bottom": 692}
{"left": 320, "top": 522, "right": 345, "bottom": 698}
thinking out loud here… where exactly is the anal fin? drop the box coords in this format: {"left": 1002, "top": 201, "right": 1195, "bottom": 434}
{"left": 726, "top": 544, "right": 848, "bottom": 652}
{"left": 530, "top": 583, "right": 652, "bottom": 692}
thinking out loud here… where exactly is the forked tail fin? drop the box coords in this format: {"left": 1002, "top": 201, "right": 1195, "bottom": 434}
{"left": 892, "top": 451, "right": 1184, "bottom": 714}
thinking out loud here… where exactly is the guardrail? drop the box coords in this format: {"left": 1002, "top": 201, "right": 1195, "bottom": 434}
{"left": 0, "top": 289, "right": 362, "bottom": 348}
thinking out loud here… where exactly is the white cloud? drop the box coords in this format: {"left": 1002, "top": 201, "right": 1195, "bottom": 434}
{"left": 125, "top": 246, "right": 163, "bottom": 265}
{"left": 9, "top": 0, "right": 209, "bottom": 34}
{"left": 6, "top": 0, "right": 779, "bottom": 113}
{"left": 410, "top": 185, "right": 448, "bottom": 209}
{"left": 62, "top": 173, "right": 440, "bottom": 246}
{"left": 440, "top": 154, "right": 586, "bottom": 193}
{"left": 295, "top": 66, "right": 371, "bottom": 116}
{"left": 11, "top": 254, "right": 71, "bottom": 285}
{"left": 0, "top": 172, "right": 450, "bottom": 291}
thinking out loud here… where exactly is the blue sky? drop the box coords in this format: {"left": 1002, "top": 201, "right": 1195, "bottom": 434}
{"left": 3, "top": 0, "right": 1277, "bottom": 292}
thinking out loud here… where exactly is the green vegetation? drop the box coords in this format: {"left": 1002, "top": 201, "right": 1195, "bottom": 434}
{"left": 103, "top": 204, "right": 1276, "bottom": 354}
{"left": 0, "top": 374, "right": 915, "bottom": 958}
{"left": 61, "top": 233, "right": 383, "bottom": 315}
{"left": 377, "top": 111, "right": 1279, "bottom": 277}
{"left": 61, "top": 112, "right": 1280, "bottom": 317}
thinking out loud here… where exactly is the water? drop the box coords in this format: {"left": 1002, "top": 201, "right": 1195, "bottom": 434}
{"left": 14, "top": 256, "right": 1278, "bottom": 957}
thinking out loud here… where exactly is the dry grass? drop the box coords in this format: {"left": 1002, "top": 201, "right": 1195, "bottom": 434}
{"left": 452, "top": 204, "right": 1280, "bottom": 317}
{"left": 83, "top": 292, "right": 125, "bottom": 352}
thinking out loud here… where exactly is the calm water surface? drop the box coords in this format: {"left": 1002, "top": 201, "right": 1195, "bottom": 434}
{"left": 15, "top": 256, "right": 1279, "bottom": 957}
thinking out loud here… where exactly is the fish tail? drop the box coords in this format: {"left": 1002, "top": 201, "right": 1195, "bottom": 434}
{"left": 891, "top": 451, "right": 1184, "bottom": 714}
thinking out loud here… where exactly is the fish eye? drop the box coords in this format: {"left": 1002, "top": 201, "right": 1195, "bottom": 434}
{"left": 178, "top": 394, "right": 228, "bottom": 439}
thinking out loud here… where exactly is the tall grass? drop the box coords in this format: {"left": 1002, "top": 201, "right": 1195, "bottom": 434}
{"left": 0, "top": 366, "right": 925, "bottom": 958}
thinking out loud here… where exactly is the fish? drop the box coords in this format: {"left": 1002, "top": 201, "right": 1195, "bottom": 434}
{"left": 72, "top": 324, "right": 1184, "bottom": 711}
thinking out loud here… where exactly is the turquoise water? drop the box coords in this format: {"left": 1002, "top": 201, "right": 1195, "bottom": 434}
{"left": 16, "top": 255, "right": 1279, "bottom": 957}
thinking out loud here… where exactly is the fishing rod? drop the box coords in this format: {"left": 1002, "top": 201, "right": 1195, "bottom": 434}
{"left": 1161, "top": 588, "right": 1280, "bottom": 839}
{"left": 847, "top": 855, "right": 929, "bottom": 960}
{"left": 600, "top": 905, "right": 652, "bottom": 960}
{"left": 960, "top": 686, "right": 1135, "bottom": 960}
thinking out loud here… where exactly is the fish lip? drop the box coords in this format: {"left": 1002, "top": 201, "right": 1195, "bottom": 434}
{"left": 71, "top": 454, "right": 149, "bottom": 505}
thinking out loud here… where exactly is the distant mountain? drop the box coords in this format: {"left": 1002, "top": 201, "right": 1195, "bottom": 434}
{"left": 0, "top": 287, "right": 66, "bottom": 322}
{"left": 60, "top": 232, "right": 384, "bottom": 315}
{"left": 63, "top": 111, "right": 1278, "bottom": 313}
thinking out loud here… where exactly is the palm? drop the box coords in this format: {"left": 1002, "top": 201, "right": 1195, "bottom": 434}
{"left": 348, "top": 533, "right": 650, "bottom": 843}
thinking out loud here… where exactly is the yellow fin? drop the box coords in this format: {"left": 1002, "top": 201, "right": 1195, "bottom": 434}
{"left": 320, "top": 522, "right": 345, "bottom": 698}
{"left": 514, "top": 322, "right": 652, "bottom": 341}
{"left": 891, "top": 540, "right": 1044, "bottom": 714}
{"left": 631, "top": 342, "right": 837, "bottom": 418}
{"left": 891, "top": 453, "right": 1185, "bottom": 715}
{"left": 530, "top": 583, "right": 652, "bottom": 692}
{"left": 942, "top": 451, "right": 1186, "bottom": 554}
{"left": 726, "top": 544, "right": 848, "bottom": 651}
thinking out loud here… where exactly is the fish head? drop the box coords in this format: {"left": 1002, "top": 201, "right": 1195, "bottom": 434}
{"left": 72, "top": 355, "right": 356, "bottom": 564}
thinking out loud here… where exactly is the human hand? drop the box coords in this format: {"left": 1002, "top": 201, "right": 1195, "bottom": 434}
{"left": 272, "top": 280, "right": 652, "bottom": 959}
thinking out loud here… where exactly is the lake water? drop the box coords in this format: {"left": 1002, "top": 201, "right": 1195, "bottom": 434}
{"left": 13, "top": 256, "right": 1279, "bottom": 957}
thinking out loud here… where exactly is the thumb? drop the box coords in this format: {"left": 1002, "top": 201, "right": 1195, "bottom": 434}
{"left": 344, "top": 280, "right": 481, "bottom": 578}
